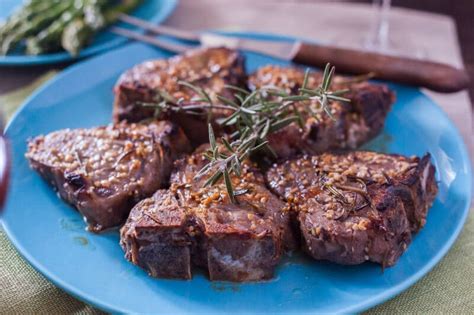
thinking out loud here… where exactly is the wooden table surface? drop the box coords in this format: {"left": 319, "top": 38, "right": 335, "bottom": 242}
{"left": 372, "top": 0, "right": 474, "bottom": 103}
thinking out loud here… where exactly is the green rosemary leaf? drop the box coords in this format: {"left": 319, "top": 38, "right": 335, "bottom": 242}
{"left": 298, "top": 87, "right": 320, "bottom": 96}
{"left": 235, "top": 94, "right": 244, "bottom": 104}
{"left": 203, "top": 152, "right": 213, "bottom": 161}
{"left": 239, "top": 112, "right": 254, "bottom": 127}
{"left": 219, "top": 110, "right": 241, "bottom": 126}
{"left": 240, "top": 107, "right": 257, "bottom": 114}
{"left": 269, "top": 115, "right": 298, "bottom": 133}
{"left": 232, "top": 155, "right": 242, "bottom": 176}
{"left": 210, "top": 150, "right": 217, "bottom": 164}
{"left": 323, "top": 65, "right": 335, "bottom": 91}
{"left": 224, "top": 84, "right": 250, "bottom": 95}
{"left": 221, "top": 137, "right": 235, "bottom": 153}
{"left": 190, "top": 97, "right": 208, "bottom": 103}
{"left": 282, "top": 95, "right": 311, "bottom": 102}
{"left": 237, "top": 135, "right": 257, "bottom": 153}
{"left": 250, "top": 140, "right": 269, "bottom": 152}
{"left": 260, "top": 119, "right": 271, "bottom": 138}
{"left": 292, "top": 105, "right": 305, "bottom": 129}
{"left": 239, "top": 127, "right": 250, "bottom": 141}
{"left": 323, "top": 102, "right": 336, "bottom": 121}
{"left": 241, "top": 90, "right": 259, "bottom": 107}
{"left": 204, "top": 169, "right": 223, "bottom": 187}
{"left": 216, "top": 94, "right": 240, "bottom": 108}
{"left": 194, "top": 162, "right": 213, "bottom": 178}
{"left": 223, "top": 169, "right": 236, "bottom": 203}
{"left": 208, "top": 124, "right": 216, "bottom": 150}
{"left": 302, "top": 68, "right": 310, "bottom": 90}
{"left": 265, "top": 88, "right": 288, "bottom": 97}
{"left": 201, "top": 89, "right": 213, "bottom": 105}
{"left": 322, "top": 63, "right": 331, "bottom": 90}
{"left": 246, "top": 103, "right": 265, "bottom": 111}
{"left": 267, "top": 143, "right": 278, "bottom": 158}
{"left": 178, "top": 81, "right": 212, "bottom": 104}
{"left": 327, "top": 95, "right": 351, "bottom": 102}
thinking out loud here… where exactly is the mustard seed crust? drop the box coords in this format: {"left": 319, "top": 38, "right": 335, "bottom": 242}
{"left": 120, "top": 146, "right": 295, "bottom": 281}
{"left": 26, "top": 120, "right": 190, "bottom": 232}
{"left": 265, "top": 151, "right": 438, "bottom": 266}
{"left": 249, "top": 65, "right": 395, "bottom": 158}
{"left": 113, "top": 47, "right": 246, "bottom": 145}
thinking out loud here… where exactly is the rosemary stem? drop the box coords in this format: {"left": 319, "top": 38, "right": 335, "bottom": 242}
{"left": 139, "top": 63, "right": 351, "bottom": 203}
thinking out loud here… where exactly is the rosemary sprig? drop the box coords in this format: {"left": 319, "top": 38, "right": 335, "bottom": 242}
{"left": 140, "top": 63, "right": 350, "bottom": 203}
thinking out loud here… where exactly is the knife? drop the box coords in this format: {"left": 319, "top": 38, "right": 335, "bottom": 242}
{"left": 112, "top": 15, "right": 470, "bottom": 93}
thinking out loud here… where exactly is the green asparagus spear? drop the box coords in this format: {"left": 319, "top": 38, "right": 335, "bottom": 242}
{"left": 0, "top": 0, "right": 63, "bottom": 43}
{"left": 61, "top": 18, "right": 94, "bottom": 56}
{"left": 84, "top": 0, "right": 109, "bottom": 28}
{"left": 61, "top": 0, "right": 142, "bottom": 56}
{"left": 1, "top": 0, "right": 143, "bottom": 56}
{"left": 26, "top": 8, "right": 83, "bottom": 55}
{"left": 1, "top": 0, "right": 74, "bottom": 55}
{"left": 0, "top": 0, "right": 64, "bottom": 37}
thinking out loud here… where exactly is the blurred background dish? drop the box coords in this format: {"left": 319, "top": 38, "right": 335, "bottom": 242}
{"left": 0, "top": 0, "right": 178, "bottom": 65}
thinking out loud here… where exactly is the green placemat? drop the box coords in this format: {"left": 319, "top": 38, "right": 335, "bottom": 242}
{"left": 0, "top": 75, "right": 473, "bottom": 314}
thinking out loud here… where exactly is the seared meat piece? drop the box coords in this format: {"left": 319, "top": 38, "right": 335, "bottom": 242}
{"left": 249, "top": 66, "right": 395, "bottom": 158}
{"left": 121, "top": 147, "right": 295, "bottom": 281}
{"left": 26, "top": 121, "right": 190, "bottom": 232}
{"left": 113, "top": 47, "right": 246, "bottom": 145}
{"left": 265, "top": 151, "right": 438, "bottom": 266}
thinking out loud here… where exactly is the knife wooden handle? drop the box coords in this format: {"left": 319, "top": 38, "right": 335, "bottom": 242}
{"left": 292, "top": 42, "right": 470, "bottom": 93}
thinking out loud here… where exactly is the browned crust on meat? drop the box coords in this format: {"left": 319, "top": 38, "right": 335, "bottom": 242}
{"left": 249, "top": 65, "right": 395, "bottom": 158}
{"left": 26, "top": 121, "right": 190, "bottom": 232}
{"left": 113, "top": 47, "right": 246, "bottom": 145}
{"left": 120, "top": 147, "right": 295, "bottom": 281}
{"left": 265, "top": 151, "right": 438, "bottom": 266}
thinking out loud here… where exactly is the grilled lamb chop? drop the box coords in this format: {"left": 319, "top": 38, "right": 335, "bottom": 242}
{"left": 26, "top": 121, "right": 190, "bottom": 232}
{"left": 120, "top": 147, "right": 295, "bottom": 281}
{"left": 113, "top": 47, "right": 246, "bottom": 145}
{"left": 265, "top": 151, "right": 438, "bottom": 267}
{"left": 249, "top": 66, "right": 395, "bottom": 158}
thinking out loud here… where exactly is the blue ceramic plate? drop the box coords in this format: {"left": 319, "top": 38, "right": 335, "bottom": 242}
{"left": 0, "top": 0, "right": 177, "bottom": 65}
{"left": 2, "top": 33, "right": 472, "bottom": 314}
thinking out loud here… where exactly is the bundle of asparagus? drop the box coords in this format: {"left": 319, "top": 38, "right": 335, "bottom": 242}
{"left": 0, "top": 0, "right": 142, "bottom": 56}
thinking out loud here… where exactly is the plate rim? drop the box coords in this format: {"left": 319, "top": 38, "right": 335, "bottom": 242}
{"left": 0, "top": 0, "right": 178, "bottom": 66}
{"left": 2, "top": 32, "right": 473, "bottom": 314}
